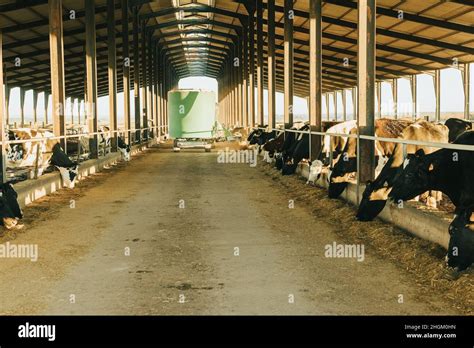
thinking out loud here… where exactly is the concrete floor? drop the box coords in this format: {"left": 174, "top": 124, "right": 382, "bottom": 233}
{"left": 0, "top": 145, "right": 465, "bottom": 315}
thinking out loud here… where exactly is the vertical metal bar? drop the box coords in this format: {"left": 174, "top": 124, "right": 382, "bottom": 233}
{"left": 19, "top": 88, "right": 25, "bottom": 127}
{"left": 108, "top": 0, "right": 118, "bottom": 152}
{"left": 248, "top": 4, "right": 256, "bottom": 127}
{"left": 392, "top": 78, "right": 398, "bottom": 119}
{"left": 342, "top": 89, "right": 347, "bottom": 121}
{"left": 242, "top": 26, "right": 248, "bottom": 128}
{"left": 376, "top": 81, "right": 381, "bottom": 118}
{"left": 333, "top": 91, "right": 337, "bottom": 121}
{"left": 256, "top": 0, "right": 264, "bottom": 126}
{"left": 32, "top": 90, "right": 38, "bottom": 125}
{"left": 463, "top": 63, "right": 470, "bottom": 120}
{"left": 325, "top": 93, "right": 330, "bottom": 121}
{"left": 49, "top": 0, "right": 66, "bottom": 148}
{"left": 141, "top": 21, "right": 148, "bottom": 141}
{"left": 5, "top": 86, "right": 10, "bottom": 126}
{"left": 133, "top": 7, "right": 141, "bottom": 144}
{"left": 410, "top": 75, "right": 417, "bottom": 120}
{"left": 44, "top": 92, "right": 49, "bottom": 125}
{"left": 284, "top": 0, "right": 294, "bottom": 129}
{"left": 267, "top": 0, "right": 276, "bottom": 130}
{"left": 122, "top": 0, "right": 131, "bottom": 144}
{"left": 434, "top": 70, "right": 441, "bottom": 122}
{"left": 309, "top": 0, "right": 322, "bottom": 161}
{"left": 357, "top": 0, "right": 376, "bottom": 183}
{"left": 0, "top": 30, "right": 6, "bottom": 183}
{"left": 85, "top": 0, "right": 98, "bottom": 159}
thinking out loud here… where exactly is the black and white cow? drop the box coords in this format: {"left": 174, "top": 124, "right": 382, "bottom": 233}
{"left": 307, "top": 120, "right": 357, "bottom": 185}
{"left": 118, "top": 136, "right": 131, "bottom": 162}
{"left": 328, "top": 119, "right": 413, "bottom": 199}
{"left": 0, "top": 182, "right": 23, "bottom": 230}
{"left": 447, "top": 206, "right": 474, "bottom": 271}
{"left": 444, "top": 118, "right": 472, "bottom": 143}
{"left": 356, "top": 120, "right": 449, "bottom": 221}
{"left": 277, "top": 124, "right": 310, "bottom": 174}
{"left": 389, "top": 130, "right": 474, "bottom": 211}
{"left": 281, "top": 131, "right": 310, "bottom": 175}
{"left": 7, "top": 129, "right": 79, "bottom": 188}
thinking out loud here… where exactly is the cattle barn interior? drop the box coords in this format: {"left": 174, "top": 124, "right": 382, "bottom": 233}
{"left": 0, "top": 0, "right": 473, "bottom": 318}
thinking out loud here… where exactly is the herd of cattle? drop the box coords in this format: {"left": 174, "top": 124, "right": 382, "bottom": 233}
{"left": 0, "top": 125, "right": 132, "bottom": 230}
{"left": 247, "top": 118, "right": 474, "bottom": 271}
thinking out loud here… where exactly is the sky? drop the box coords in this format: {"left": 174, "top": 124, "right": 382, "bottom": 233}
{"left": 4, "top": 63, "right": 473, "bottom": 125}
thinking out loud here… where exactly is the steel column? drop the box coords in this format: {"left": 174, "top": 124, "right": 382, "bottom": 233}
{"left": 284, "top": 0, "right": 294, "bottom": 128}
{"left": 49, "top": 0, "right": 66, "bottom": 147}
{"left": 108, "top": 0, "right": 118, "bottom": 152}
{"left": 357, "top": 0, "right": 376, "bottom": 183}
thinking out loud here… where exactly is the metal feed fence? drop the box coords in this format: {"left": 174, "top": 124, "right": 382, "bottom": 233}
{"left": 0, "top": 125, "right": 168, "bottom": 184}
{"left": 252, "top": 124, "right": 474, "bottom": 204}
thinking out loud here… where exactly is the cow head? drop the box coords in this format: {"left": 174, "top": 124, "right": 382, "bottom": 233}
{"left": 389, "top": 149, "right": 433, "bottom": 203}
{"left": 0, "top": 183, "right": 23, "bottom": 230}
{"left": 119, "top": 145, "right": 131, "bottom": 162}
{"left": 447, "top": 207, "right": 474, "bottom": 271}
{"left": 307, "top": 160, "right": 324, "bottom": 184}
{"left": 56, "top": 164, "right": 79, "bottom": 189}
{"left": 275, "top": 153, "right": 283, "bottom": 170}
{"left": 282, "top": 161, "right": 297, "bottom": 176}
{"left": 328, "top": 153, "right": 357, "bottom": 198}
{"left": 356, "top": 181, "right": 391, "bottom": 221}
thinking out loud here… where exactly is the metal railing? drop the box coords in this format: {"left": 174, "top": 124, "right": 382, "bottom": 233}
{"left": 1, "top": 125, "right": 167, "bottom": 183}
{"left": 250, "top": 122, "right": 474, "bottom": 203}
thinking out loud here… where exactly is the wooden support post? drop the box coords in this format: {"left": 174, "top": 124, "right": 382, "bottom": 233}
{"left": 19, "top": 88, "right": 25, "bottom": 126}
{"left": 49, "top": 0, "right": 66, "bottom": 148}
{"left": 410, "top": 75, "right": 417, "bottom": 119}
{"left": 148, "top": 33, "right": 153, "bottom": 138}
{"left": 141, "top": 21, "right": 148, "bottom": 140}
{"left": 267, "top": 0, "right": 276, "bottom": 130}
{"left": 463, "top": 63, "right": 470, "bottom": 120}
{"left": 108, "top": 0, "right": 118, "bottom": 152}
{"left": 392, "top": 78, "right": 398, "bottom": 119}
{"left": 434, "top": 70, "right": 441, "bottom": 122}
{"left": 237, "top": 38, "right": 243, "bottom": 127}
{"left": 85, "top": 0, "right": 98, "bottom": 158}
{"left": 122, "top": 0, "right": 131, "bottom": 144}
{"left": 133, "top": 7, "right": 141, "bottom": 144}
{"left": 32, "top": 90, "right": 38, "bottom": 125}
{"left": 325, "top": 93, "right": 330, "bottom": 121}
{"left": 376, "top": 81, "right": 382, "bottom": 118}
{"left": 5, "top": 86, "right": 10, "bottom": 126}
{"left": 0, "top": 30, "right": 6, "bottom": 183}
{"left": 284, "top": 0, "right": 294, "bottom": 129}
{"left": 44, "top": 92, "right": 49, "bottom": 125}
{"left": 248, "top": 5, "right": 256, "bottom": 127}
{"left": 157, "top": 47, "right": 162, "bottom": 138}
{"left": 256, "top": 0, "right": 264, "bottom": 126}
{"left": 357, "top": 0, "right": 376, "bottom": 183}
{"left": 152, "top": 42, "right": 157, "bottom": 138}
{"left": 78, "top": 98, "right": 81, "bottom": 124}
{"left": 309, "top": 0, "right": 322, "bottom": 161}
{"left": 69, "top": 96, "right": 73, "bottom": 125}
{"left": 242, "top": 27, "right": 248, "bottom": 128}
{"left": 342, "top": 90, "right": 347, "bottom": 121}
{"left": 352, "top": 87, "right": 357, "bottom": 120}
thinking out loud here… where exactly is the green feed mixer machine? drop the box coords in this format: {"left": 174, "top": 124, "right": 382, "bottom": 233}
{"left": 168, "top": 89, "right": 217, "bottom": 152}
